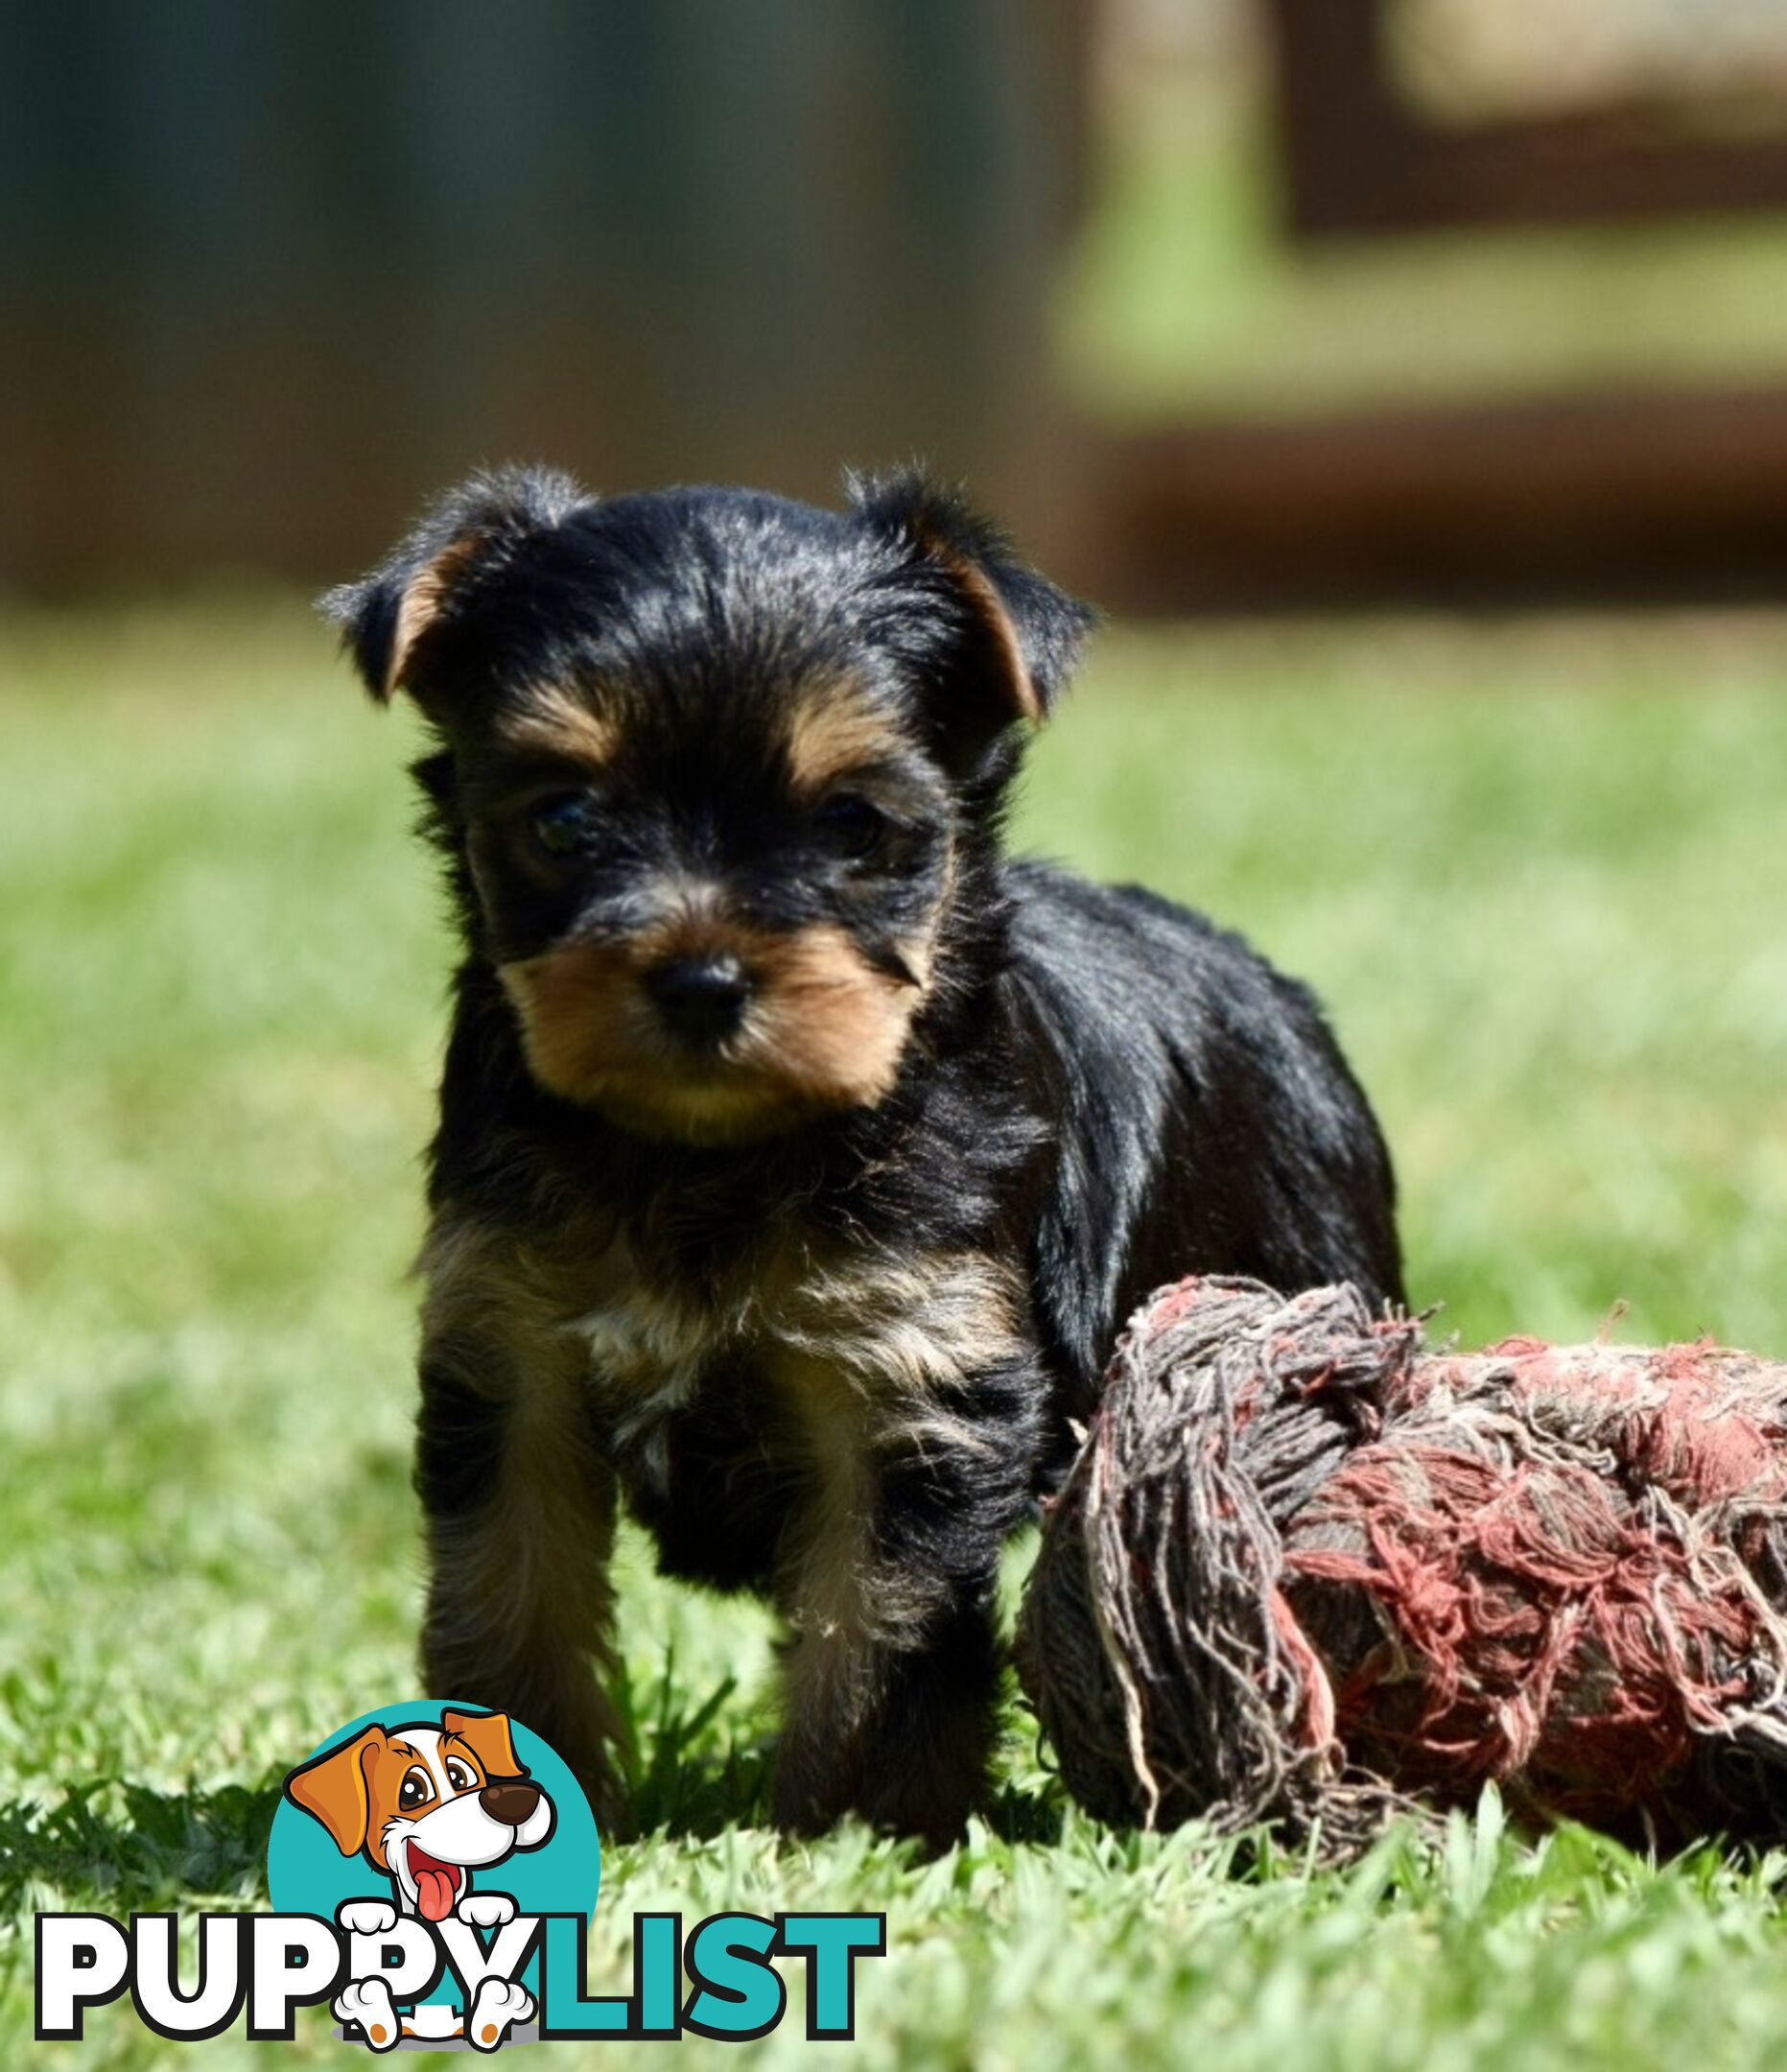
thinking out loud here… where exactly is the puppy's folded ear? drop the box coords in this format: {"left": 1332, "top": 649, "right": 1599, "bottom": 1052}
{"left": 848, "top": 466, "right": 1096, "bottom": 733}
{"left": 441, "top": 1707, "right": 527, "bottom": 1780}
{"left": 283, "top": 1726, "right": 386, "bottom": 1857}
{"left": 319, "top": 465, "right": 592, "bottom": 707}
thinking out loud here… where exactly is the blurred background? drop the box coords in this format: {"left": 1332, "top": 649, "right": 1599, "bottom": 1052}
{"left": 17, "top": 0, "right": 1787, "bottom": 601}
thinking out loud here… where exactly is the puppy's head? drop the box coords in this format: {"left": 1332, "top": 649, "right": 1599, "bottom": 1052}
{"left": 283, "top": 1709, "right": 553, "bottom": 1921}
{"left": 324, "top": 465, "right": 1093, "bottom": 1144}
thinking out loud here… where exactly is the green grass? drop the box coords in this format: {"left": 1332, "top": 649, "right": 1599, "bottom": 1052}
{"left": 3, "top": 601, "right": 1787, "bottom": 2067}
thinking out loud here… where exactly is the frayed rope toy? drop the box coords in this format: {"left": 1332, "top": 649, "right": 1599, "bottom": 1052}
{"left": 1018, "top": 1276, "right": 1787, "bottom": 1857}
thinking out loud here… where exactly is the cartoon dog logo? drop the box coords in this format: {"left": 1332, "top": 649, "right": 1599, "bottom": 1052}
{"left": 283, "top": 1708, "right": 554, "bottom": 2048}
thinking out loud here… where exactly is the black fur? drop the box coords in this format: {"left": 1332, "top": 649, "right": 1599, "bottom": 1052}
{"left": 325, "top": 466, "right": 1402, "bottom": 1848}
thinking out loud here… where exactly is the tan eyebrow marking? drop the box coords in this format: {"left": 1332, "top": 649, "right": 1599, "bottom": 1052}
{"left": 783, "top": 686, "right": 909, "bottom": 798}
{"left": 495, "top": 683, "right": 617, "bottom": 767}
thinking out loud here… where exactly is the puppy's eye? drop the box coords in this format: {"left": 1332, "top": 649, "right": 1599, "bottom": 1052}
{"left": 443, "top": 1757, "right": 478, "bottom": 1793}
{"left": 528, "top": 792, "right": 600, "bottom": 859}
{"left": 398, "top": 1767, "right": 433, "bottom": 1811}
{"left": 812, "top": 793, "right": 886, "bottom": 861}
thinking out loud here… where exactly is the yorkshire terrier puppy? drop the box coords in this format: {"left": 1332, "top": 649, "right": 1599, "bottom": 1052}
{"left": 325, "top": 465, "right": 1402, "bottom": 1848}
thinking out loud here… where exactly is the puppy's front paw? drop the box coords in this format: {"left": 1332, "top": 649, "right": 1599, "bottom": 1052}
{"left": 333, "top": 1976, "right": 401, "bottom": 2052}
{"left": 456, "top": 1890, "right": 517, "bottom": 1928}
{"left": 336, "top": 1899, "right": 399, "bottom": 1938}
{"left": 467, "top": 1977, "right": 534, "bottom": 2051}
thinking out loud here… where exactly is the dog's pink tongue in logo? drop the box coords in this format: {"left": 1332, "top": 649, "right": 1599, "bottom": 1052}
{"left": 408, "top": 1841, "right": 460, "bottom": 1922}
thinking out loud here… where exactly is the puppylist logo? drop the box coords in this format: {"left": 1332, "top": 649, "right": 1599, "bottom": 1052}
{"left": 35, "top": 1701, "right": 885, "bottom": 2049}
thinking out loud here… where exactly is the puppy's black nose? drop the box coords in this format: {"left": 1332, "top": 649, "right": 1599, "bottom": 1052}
{"left": 644, "top": 954, "right": 751, "bottom": 1045}
{"left": 480, "top": 1779, "right": 541, "bottom": 1825}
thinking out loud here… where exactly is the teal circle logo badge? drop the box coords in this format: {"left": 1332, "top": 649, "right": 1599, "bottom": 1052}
{"left": 268, "top": 1701, "right": 600, "bottom": 2050}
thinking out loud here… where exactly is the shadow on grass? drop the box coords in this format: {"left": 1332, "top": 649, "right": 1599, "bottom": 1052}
{"left": 610, "top": 1651, "right": 773, "bottom": 1842}
{"left": 984, "top": 1779, "right": 1069, "bottom": 1848}
{"left": 0, "top": 1778, "right": 279, "bottom": 1916}
{"left": 608, "top": 1650, "right": 1069, "bottom": 1849}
